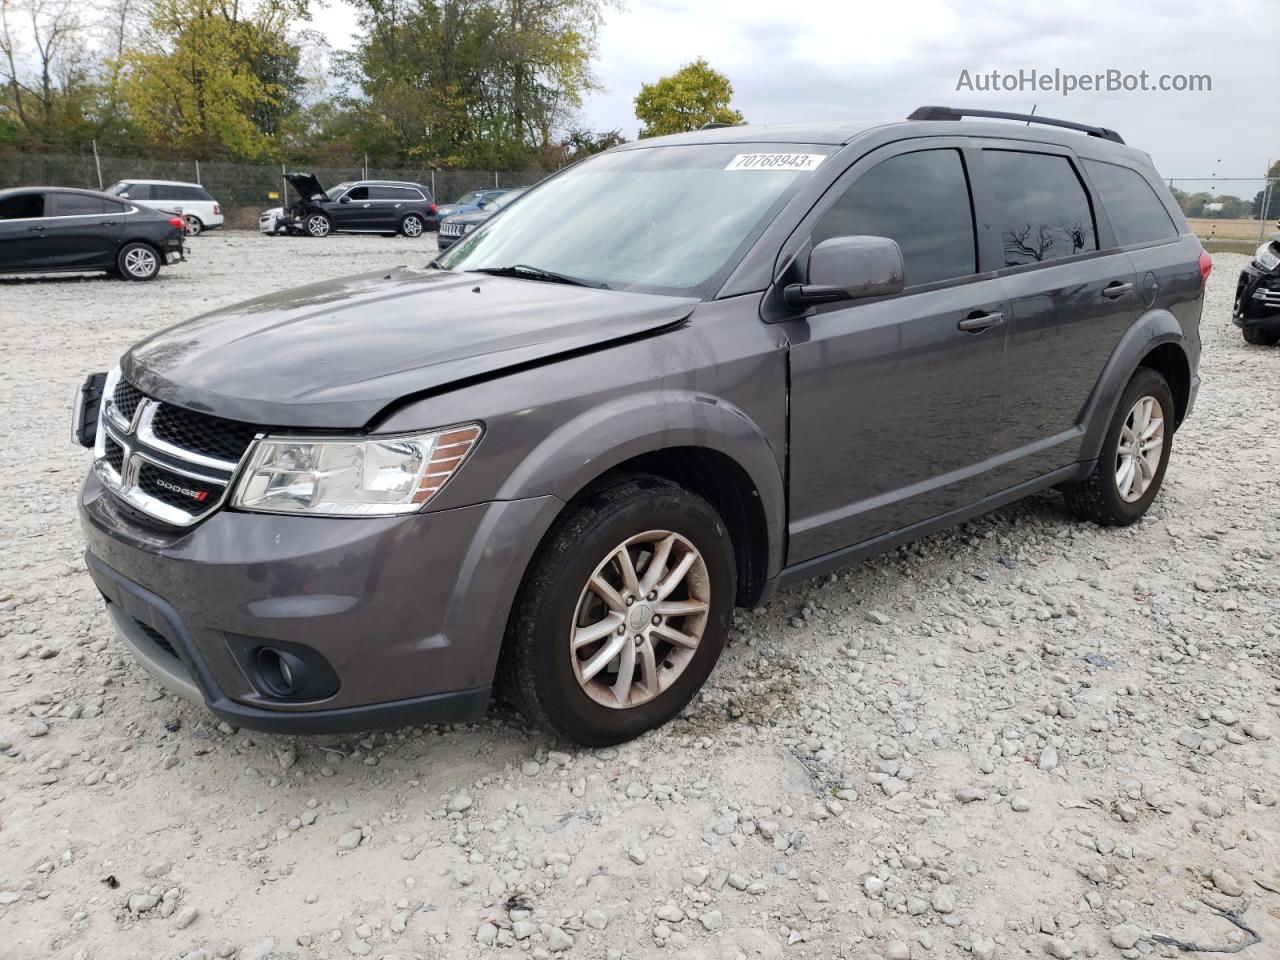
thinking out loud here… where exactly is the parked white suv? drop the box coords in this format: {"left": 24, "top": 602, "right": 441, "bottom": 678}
{"left": 106, "top": 180, "right": 224, "bottom": 236}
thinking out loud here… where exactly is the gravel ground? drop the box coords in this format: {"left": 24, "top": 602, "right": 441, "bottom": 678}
{"left": 1, "top": 235, "right": 1277, "bottom": 960}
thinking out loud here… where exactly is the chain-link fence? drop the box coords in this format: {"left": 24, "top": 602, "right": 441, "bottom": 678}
{"left": 0, "top": 151, "right": 559, "bottom": 228}
{"left": 1165, "top": 177, "right": 1277, "bottom": 251}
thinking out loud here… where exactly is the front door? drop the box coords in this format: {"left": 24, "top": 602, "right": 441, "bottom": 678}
{"left": 0, "top": 191, "right": 54, "bottom": 270}
{"left": 332, "top": 185, "right": 374, "bottom": 230}
{"left": 784, "top": 144, "right": 1012, "bottom": 564}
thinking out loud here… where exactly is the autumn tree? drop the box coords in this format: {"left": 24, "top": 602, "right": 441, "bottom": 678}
{"left": 0, "top": 0, "right": 96, "bottom": 146}
{"left": 633, "top": 57, "right": 743, "bottom": 138}
{"left": 120, "top": 0, "right": 310, "bottom": 158}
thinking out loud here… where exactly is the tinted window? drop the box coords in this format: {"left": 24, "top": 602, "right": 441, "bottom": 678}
{"left": 121, "top": 183, "right": 151, "bottom": 200}
{"left": 0, "top": 193, "right": 44, "bottom": 219}
{"left": 345, "top": 186, "right": 369, "bottom": 200}
{"left": 813, "top": 149, "right": 976, "bottom": 286}
{"left": 1083, "top": 160, "right": 1178, "bottom": 246}
{"left": 370, "top": 185, "right": 421, "bottom": 201}
{"left": 102, "top": 198, "right": 131, "bottom": 214}
{"left": 984, "top": 151, "right": 1097, "bottom": 267}
{"left": 54, "top": 194, "right": 107, "bottom": 216}
{"left": 148, "top": 184, "right": 180, "bottom": 200}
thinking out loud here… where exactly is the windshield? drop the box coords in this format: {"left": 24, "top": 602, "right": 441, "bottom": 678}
{"left": 106, "top": 182, "right": 130, "bottom": 196}
{"left": 453, "top": 191, "right": 484, "bottom": 204}
{"left": 489, "top": 190, "right": 524, "bottom": 211}
{"left": 326, "top": 182, "right": 354, "bottom": 200}
{"left": 436, "top": 144, "right": 830, "bottom": 297}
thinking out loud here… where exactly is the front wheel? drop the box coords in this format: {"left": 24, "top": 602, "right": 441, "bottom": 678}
{"left": 400, "top": 213, "right": 425, "bottom": 237}
{"left": 1063, "top": 367, "right": 1174, "bottom": 525}
{"left": 305, "top": 213, "right": 332, "bottom": 238}
{"left": 117, "top": 242, "right": 161, "bottom": 281}
{"left": 498, "top": 477, "right": 736, "bottom": 746}
{"left": 1242, "top": 325, "right": 1280, "bottom": 346}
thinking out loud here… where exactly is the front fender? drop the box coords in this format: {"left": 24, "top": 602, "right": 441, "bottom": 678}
{"left": 1078, "top": 308, "right": 1187, "bottom": 462}
{"left": 494, "top": 390, "right": 787, "bottom": 578}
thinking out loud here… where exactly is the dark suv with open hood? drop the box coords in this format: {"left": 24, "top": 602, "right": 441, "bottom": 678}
{"left": 266, "top": 173, "right": 438, "bottom": 238}
{"left": 75, "top": 107, "right": 1209, "bottom": 745}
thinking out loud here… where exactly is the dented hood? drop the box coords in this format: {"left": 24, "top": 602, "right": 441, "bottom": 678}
{"left": 122, "top": 267, "right": 696, "bottom": 428}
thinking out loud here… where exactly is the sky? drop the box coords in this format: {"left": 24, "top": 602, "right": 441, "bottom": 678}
{"left": 314, "top": 0, "right": 1279, "bottom": 191}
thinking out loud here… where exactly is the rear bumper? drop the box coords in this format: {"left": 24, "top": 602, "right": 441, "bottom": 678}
{"left": 79, "top": 472, "right": 563, "bottom": 733}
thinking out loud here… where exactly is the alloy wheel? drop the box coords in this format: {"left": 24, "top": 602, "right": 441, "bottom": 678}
{"left": 182, "top": 215, "right": 201, "bottom": 237}
{"left": 1115, "top": 395, "right": 1164, "bottom": 502}
{"left": 403, "top": 215, "right": 423, "bottom": 237}
{"left": 124, "top": 247, "right": 158, "bottom": 278}
{"left": 570, "top": 530, "right": 710, "bottom": 709}
{"left": 307, "top": 215, "right": 331, "bottom": 237}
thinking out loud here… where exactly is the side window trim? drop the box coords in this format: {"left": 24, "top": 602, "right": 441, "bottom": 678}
{"left": 1078, "top": 158, "right": 1179, "bottom": 250}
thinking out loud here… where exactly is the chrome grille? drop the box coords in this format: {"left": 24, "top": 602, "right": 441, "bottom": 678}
{"left": 94, "top": 378, "right": 260, "bottom": 527}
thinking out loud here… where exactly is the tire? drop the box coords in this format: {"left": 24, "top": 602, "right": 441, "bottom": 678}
{"left": 399, "top": 213, "right": 425, "bottom": 238}
{"left": 117, "top": 242, "right": 161, "bottom": 282}
{"left": 498, "top": 476, "right": 736, "bottom": 746}
{"left": 1242, "top": 325, "right": 1280, "bottom": 346}
{"left": 182, "top": 215, "right": 202, "bottom": 237}
{"left": 305, "top": 213, "right": 332, "bottom": 238}
{"left": 1063, "top": 367, "right": 1174, "bottom": 525}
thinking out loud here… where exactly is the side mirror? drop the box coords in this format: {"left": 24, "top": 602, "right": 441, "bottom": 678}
{"left": 118, "top": 192, "right": 129, "bottom": 199}
{"left": 477, "top": 199, "right": 489, "bottom": 208}
{"left": 339, "top": 195, "right": 351, "bottom": 204}
{"left": 784, "top": 235, "right": 905, "bottom": 309}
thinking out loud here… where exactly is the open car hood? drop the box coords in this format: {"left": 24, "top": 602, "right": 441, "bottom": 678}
{"left": 284, "top": 172, "right": 326, "bottom": 201}
{"left": 123, "top": 267, "right": 698, "bottom": 429}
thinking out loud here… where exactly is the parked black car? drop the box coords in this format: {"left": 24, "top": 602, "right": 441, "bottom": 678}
{"left": 269, "top": 174, "right": 438, "bottom": 238}
{"left": 436, "top": 188, "right": 527, "bottom": 251}
{"left": 1232, "top": 224, "right": 1280, "bottom": 345}
{"left": 0, "top": 186, "right": 185, "bottom": 281}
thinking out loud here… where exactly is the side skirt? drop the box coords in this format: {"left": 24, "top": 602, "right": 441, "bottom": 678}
{"left": 761, "top": 462, "right": 1090, "bottom": 600}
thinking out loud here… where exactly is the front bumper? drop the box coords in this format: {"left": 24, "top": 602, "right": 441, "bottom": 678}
{"left": 1233, "top": 265, "right": 1280, "bottom": 330}
{"left": 80, "top": 472, "right": 563, "bottom": 733}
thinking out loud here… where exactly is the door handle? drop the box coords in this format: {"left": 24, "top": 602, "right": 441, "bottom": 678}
{"left": 1102, "top": 281, "right": 1134, "bottom": 299}
{"left": 98, "top": 220, "right": 117, "bottom": 226}
{"left": 27, "top": 225, "right": 46, "bottom": 232}
{"left": 958, "top": 311, "right": 1005, "bottom": 332}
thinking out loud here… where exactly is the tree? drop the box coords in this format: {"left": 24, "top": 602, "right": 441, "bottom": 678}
{"left": 633, "top": 57, "right": 743, "bottom": 138}
{"left": 119, "top": 0, "right": 311, "bottom": 159}
{"left": 0, "top": 0, "right": 96, "bottom": 147}
{"left": 560, "top": 125, "right": 624, "bottom": 159}
{"left": 1251, "top": 160, "right": 1280, "bottom": 220}
{"left": 337, "top": 0, "right": 607, "bottom": 168}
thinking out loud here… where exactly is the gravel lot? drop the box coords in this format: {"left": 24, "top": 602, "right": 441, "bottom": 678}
{"left": 1, "top": 234, "right": 1277, "bottom": 960}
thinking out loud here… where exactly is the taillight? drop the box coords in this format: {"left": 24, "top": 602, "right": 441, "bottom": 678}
{"left": 1198, "top": 250, "right": 1213, "bottom": 286}
{"left": 214, "top": 204, "right": 221, "bottom": 216}
{"left": 168, "top": 216, "right": 184, "bottom": 230}
{"left": 429, "top": 204, "right": 438, "bottom": 215}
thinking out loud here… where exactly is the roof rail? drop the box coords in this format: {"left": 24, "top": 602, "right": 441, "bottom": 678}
{"left": 907, "top": 105, "right": 1125, "bottom": 144}
{"left": 699, "top": 121, "right": 734, "bottom": 130}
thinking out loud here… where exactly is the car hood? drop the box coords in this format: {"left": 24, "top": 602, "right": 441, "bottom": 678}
{"left": 284, "top": 172, "right": 326, "bottom": 200}
{"left": 436, "top": 203, "right": 474, "bottom": 218}
{"left": 122, "top": 267, "right": 698, "bottom": 429}
{"left": 448, "top": 209, "right": 492, "bottom": 226}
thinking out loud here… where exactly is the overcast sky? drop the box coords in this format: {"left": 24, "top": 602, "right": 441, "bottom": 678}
{"left": 316, "top": 0, "right": 1278, "bottom": 189}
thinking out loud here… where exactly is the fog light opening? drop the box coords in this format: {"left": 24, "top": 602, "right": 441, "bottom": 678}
{"left": 256, "top": 647, "right": 308, "bottom": 698}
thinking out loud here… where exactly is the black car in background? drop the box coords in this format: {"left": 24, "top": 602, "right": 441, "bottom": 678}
{"left": 436, "top": 188, "right": 527, "bottom": 251}
{"left": 1232, "top": 224, "right": 1280, "bottom": 345}
{"left": 0, "top": 187, "right": 185, "bottom": 281}
{"left": 272, "top": 173, "right": 438, "bottom": 238}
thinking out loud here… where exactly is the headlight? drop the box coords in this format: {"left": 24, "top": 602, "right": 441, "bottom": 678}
{"left": 1254, "top": 242, "right": 1280, "bottom": 272}
{"left": 231, "top": 424, "right": 482, "bottom": 517}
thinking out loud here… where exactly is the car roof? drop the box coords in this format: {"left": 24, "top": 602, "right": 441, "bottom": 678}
{"left": 114, "top": 179, "right": 204, "bottom": 187}
{"left": 613, "top": 117, "right": 1150, "bottom": 165}
{"left": 0, "top": 186, "right": 127, "bottom": 200}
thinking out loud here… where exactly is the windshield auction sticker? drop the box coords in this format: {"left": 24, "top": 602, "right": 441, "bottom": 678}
{"left": 725, "top": 153, "right": 826, "bottom": 172}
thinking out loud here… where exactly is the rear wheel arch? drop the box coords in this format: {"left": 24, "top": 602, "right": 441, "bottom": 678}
{"left": 1137, "top": 341, "right": 1191, "bottom": 428}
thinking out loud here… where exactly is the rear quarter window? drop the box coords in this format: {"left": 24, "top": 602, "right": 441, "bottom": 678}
{"left": 1083, "top": 160, "right": 1178, "bottom": 246}
{"left": 983, "top": 150, "right": 1098, "bottom": 267}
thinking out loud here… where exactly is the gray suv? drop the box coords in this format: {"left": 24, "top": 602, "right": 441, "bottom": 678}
{"left": 74, "top": 107, "right": 1210, "bottom": 746}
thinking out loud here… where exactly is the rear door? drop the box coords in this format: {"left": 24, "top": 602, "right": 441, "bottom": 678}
{"left": 973, "top": 145, "right": 1138, "bottom": 479}
{"left": 0, "top": 191, "right": 52, "bottom": 269}
{"left": 45, "top": 193, "right": 121, "bottom": 268}
{"left": 784, "top": 141, "right": 1013, "bottom": 562}
{"left": 370, "top": 185, "right": 424, "bottom": 227}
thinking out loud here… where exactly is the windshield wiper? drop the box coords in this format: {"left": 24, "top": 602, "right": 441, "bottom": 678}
{"left": 471, "top": 264, "right": 609, "bottom": 290}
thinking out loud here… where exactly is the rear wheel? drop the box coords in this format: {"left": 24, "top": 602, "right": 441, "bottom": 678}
{"left": 1063, "top": 367, "right": 1174, "bottom": 525}
{"left": 1242, "top": 325, "right": 1280, "bottom": 346}
{"left": 182, "top": 215, "right": 202, "bottom": 237}
{"left": 117, "top": 242, "right": 161, "bottom": 282}
{"left": 305, "top": 213, "right": 332, "bottom": 238}
{"left": 499, "top": 476, "right": 735, "bottom": 746}
{"left": 400, "top": 213, "right": 425, "bottom": 238}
